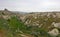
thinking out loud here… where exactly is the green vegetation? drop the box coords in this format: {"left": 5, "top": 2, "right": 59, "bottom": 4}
{"left": 0, "top": 14, "right": 60, "bottom": 37}
{"left": 0, "top": 16, "right": 52, "bottom": 37}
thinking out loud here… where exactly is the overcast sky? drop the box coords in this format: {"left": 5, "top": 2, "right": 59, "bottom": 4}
{"left": 0, "top": 0, "right": 60, "bottom": 12}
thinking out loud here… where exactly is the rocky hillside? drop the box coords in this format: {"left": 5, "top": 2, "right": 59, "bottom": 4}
{"left": 0, "top": 9, "right": 60, "bottom": 37}
{"left": 20, "top": 12, "right": 60, "bottom": 37}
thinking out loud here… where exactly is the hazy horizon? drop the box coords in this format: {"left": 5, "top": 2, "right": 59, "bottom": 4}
{"left": 0, "top": 0, "right": 60, "bottom": 12}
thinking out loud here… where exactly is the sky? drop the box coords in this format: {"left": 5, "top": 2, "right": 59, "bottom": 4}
{"left": 0, "top": 0, "right": 60, "bottom": 12}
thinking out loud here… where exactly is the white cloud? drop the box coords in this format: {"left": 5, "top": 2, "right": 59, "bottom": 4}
{"left": 0, "top": 0, "right": 60, "bottom": 12}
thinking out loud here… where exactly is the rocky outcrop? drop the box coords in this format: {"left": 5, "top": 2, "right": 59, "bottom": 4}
{"left": 52, "top": 22, "right": 60, "bottom": 28}
{"left": 48, "top": 28, "right": 59, "bottom": 37}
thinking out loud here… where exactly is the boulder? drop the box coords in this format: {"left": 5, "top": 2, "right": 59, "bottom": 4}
{"left": 48, "top": 28, "right": 59, "bottom": 37}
